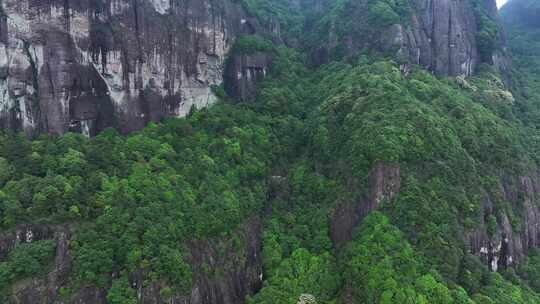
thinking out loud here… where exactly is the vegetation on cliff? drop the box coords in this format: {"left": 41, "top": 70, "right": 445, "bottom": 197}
{"left": 1, "top": 0, "right": 540, "bottom": 303}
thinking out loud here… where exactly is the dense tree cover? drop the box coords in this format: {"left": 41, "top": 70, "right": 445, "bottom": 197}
{"left": 343, "top": 212, "right": 464, "bottom": 304}
{"left": 239, "top": 0, "right": 498, "bottom": 64}
{"left": 501, "top": 2, "right": 540, "bottom": 299}
{"left": 1, "top": 0, "right": 540, "bottom": 303}
{"left": 249, "top": 248, "right": 339, "bottom": 303}
{"left": 501, "top": 0, "right": 540, "bottom": 127}
{"left": 245, "top": 35, "right": 540, "bottom": 302}
{"left": 237, "top": 0, "right": 306, "bottom": 42}
{"left": 239, "top": 40, "right": 540, "bottom": 302}
{"left": 518, "top": 249, "right": 540, "bottom": 292}
{"left": 0, "top": 240, "right": 56, "bottom": 290}
{"left": 2, "top": 45, "right": 540, "bottom": 303}
{"left": 231, "top": 35, "right": 276, "bottom": 55}
{"left": 1, "top": 44, "right": 540, "bottom": 303}
{"left": 0, "top": 106, "right": 275, "bottom": 298}
{"left": 470, "top": 0, "right": 502, "bottom": 61}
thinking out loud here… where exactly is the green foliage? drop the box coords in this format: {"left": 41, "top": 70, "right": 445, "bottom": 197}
{"left": 459, "top": 254, "right": 491, "bottom": 295}
{"left": 487, "top": 215, "right": 498, "bottom": 237}
{"left": 232, "top": 35, "right": 275, "bottom": 55}
{"left": 517, "top": 249, "right": 540, "bottom": 292}
{"left": 3, "top": 47, "right": 538, "bottom": 302}
{"left": 390, "top": 178, "right": 464, "bottom": 281}
{"left": 343, "top": 212, "right": 464, "bottom": 304}
{"left": 475, "top": 272, "right": 540, "bottom": 304}
{"left": 471, "top": 0, "right": 501, "bottom": 62}
{"left": 2, "top": 3, "right": 540, "bottom": 302}
{"left": 0, "top": 103, "right": 274, "bottom": 296}
{"left": 249, "top": 248, "right": 339, "bottom": 304}
{"left": 367, "top": 1, "right": 400, "bottom": 27}
{"left": 107, "top": 275, "right": 137, "bottom": 304}
{"left": 66, "top": 105, "right": 275, "bottom": 292}
{"left": 0, "top": 240, "right": 56, "bottom": 290}
{"left": 239, "top": 0, "right": 305, "bottom": 41}
{"left": 501, "top": 0, "right": 540, "bottom": 136}
{"left": 160, "top": 286, "right": 173, "bottom": 301}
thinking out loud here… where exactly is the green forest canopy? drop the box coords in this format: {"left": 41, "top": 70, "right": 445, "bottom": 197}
{"left": 1, "top": 0, "right": 540, "bottom": 303}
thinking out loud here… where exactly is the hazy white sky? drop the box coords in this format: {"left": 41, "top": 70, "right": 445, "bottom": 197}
{"left": 497, "top": 0, "right": 508, "bottom": 8}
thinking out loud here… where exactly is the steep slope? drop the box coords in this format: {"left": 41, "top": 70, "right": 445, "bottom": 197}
{"left": 3, "top": 0, "right": 540, "bottom": 304}
{"left": 246, "top": 0, "right": 506, "bottom": 76}
{"left": 3, "top": 48, "right": 540, "bottom": 304}
{"left": 501, "top": 0, "right": 540, "bottom": 124}
{"left": 0, "top": 0, "right": 257, "bottom": 136}
{"left": 501, "top": 0, "right": 540, "bottom": 28}
{"left": 0, "top": 0, "right": 510, "bottom": 137}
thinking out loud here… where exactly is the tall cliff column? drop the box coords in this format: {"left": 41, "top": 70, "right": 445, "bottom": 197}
{"left": 0, "top": 0, "right": 256, "bottom": 136}
{"left": 315, "top": 0, "right": 502, "bottom": 77}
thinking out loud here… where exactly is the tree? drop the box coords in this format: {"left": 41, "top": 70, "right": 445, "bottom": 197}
{"left": 250, "top": 248, "right": 339, "bottom": 304}
{"left": 107, "top": 275, "right": 137, "bottom": 304}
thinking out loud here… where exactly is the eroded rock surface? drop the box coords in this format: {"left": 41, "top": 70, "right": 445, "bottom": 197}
{"left": 2, "top": 218, "right": 262, "bottom": 304}
{"left": 224, "top": 52, "right": 271, "bottom": 101}
{"left": 0, "top": 0, "right": 255, "bottom": 136}
{"left": 0, "top": 224, "right": 72, "bottom": 303}
{"left": 328, "top": 161, "right": 540, "bottom": 274}
{"left": 467, "top": 174, "right": 540, "bottom": 271}
{"left": 330, "top": 163, "right": 401, "bottom": 249}
{"left": 314, "top": 0, "right": 504, "bottom": 77}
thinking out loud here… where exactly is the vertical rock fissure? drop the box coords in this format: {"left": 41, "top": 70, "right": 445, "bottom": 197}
{"left": 0, "top": 0, "right": 7, "bottom": 44}
{"left": 22, "top": 40, "right": 42, "bottom": 132}
{"left": 211, "top": 1, "right": 217, "bottom": 55}
{"left": 132, "top": 0, "right": 143, "bottom": 62}
{"left": 430, "top": 0, "right": 437, "bottom": 72}
{"left": 448, "top": 3, "right": 453, "bottom": 75}
{"left": 63, "top": 0, "right": 70, "bottom": 34}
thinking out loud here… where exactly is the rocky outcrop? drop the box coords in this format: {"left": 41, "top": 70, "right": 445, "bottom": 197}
{"left": 0, "top": 0, "right": 257, "bottom": 136}
{"left": 2, "top": 218, "right": 262, "bottom": 304}
{"left": 327, "top": 161, "right": 540, "bottom": 272}
{"left": 0, "top": 224, "right": 72, "bottom": 303}
{"left": 330, "top": 163, "right": 401, "bottom": 249}
{"left": 224, "top": 52, "right": 271, "bottom": 101}
{"left": 0, "top": 224, "right": 58, "bottom": 259}
{"left": 315, "top": 0, "right": 503, "bottom": 77}
{"left": 467, "top": 173, "right": 540, "bottom": 271}
{"left": 133, "top": 217, "right": 263, "bottom": 304}
{"left": 400, "top": 0, "right": 479, "bottom": 76}
{"left": 0, "top": 0, "right": 508, "bottom": 137}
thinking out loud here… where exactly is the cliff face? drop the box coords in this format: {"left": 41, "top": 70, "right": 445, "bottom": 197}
{"left": 224, "top": 52, "right": 271, "bottom": 101}
{"left": 330, "top": 163, "right": 401, "bottom": 249}
{"left": 312, "top": 0, "right": 503, "bottom": 77}
{"left": 329, "top": 164, "right": 540, "bottom": 272}
{"left": 466, "top": 174, "right": 540, "bottom": 271}
{"left": 0, "top": 224, "right": 71, "bottom": 303}
{"left": 0, "top": 0, "right": 508, "bottom": 137}
{"left": 399, "top": 0, "right": 480, "bottom": 76}
{"left": 0, "top": 0, "right": 256, "bottom": 136}
{"left": 2, "top": 219, "right": 262, "bottom": 304}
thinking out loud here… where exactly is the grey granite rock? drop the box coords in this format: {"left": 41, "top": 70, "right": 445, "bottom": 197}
{"left": 0, "top": 0, "right": 256, "bottom": 136}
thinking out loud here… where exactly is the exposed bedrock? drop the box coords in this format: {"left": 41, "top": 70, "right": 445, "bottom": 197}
{"left": 330, "top": 163, "right": 401, "bottom": 249}
{"left": 467, "top": 173, "right": 540, "bottom": 271}
{"left": 328, "top": 162, "right": 540, "bottom": 273}
{"left": 314, "top": 0, "right": 505, "bottom": 77}
{"left": 224, "top": 52, "right": 271, "bottom": 102}
{"left": 0, "top": 0, "right": 257, "bottom": 136}
{"left": 2, "top": 218, "right": 262, "bottom": 304}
